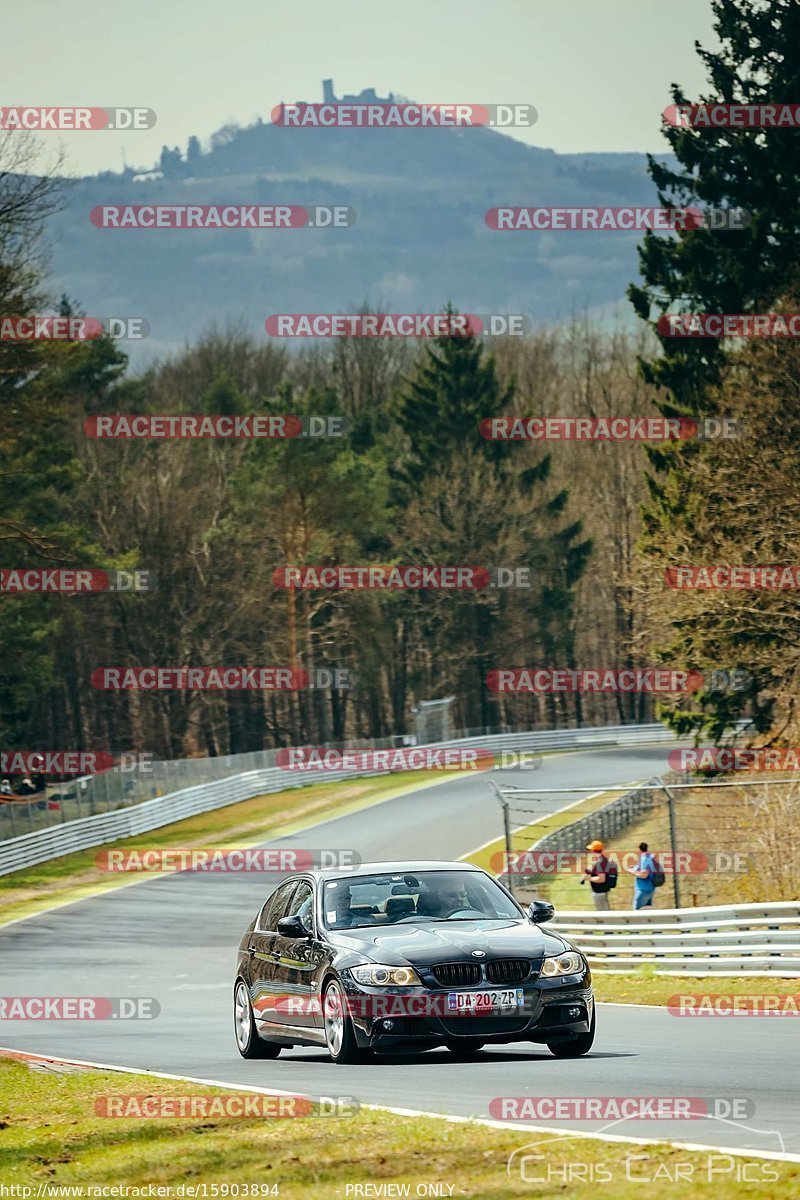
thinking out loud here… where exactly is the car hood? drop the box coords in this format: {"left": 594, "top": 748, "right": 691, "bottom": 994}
{"left": 327, "top": 918, "right": 572, "bottom": 967}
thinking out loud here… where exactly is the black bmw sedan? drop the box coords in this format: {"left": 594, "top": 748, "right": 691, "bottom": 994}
{"left": 233, "top": 860, "right": 594, "bottom": 1064}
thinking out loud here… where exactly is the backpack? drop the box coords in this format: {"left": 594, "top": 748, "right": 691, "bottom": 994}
{"left": 591, "top": 856, "right": 617, "bottom": 892}
{"left": 649, "top": 857, "right": 666, "bottom": 888}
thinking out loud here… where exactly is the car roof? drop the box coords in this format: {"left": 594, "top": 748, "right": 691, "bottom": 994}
{"left": 307, "top": 860, "right": 485, "bottom": 882}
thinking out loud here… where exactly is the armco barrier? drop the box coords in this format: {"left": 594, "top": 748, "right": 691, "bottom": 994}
{"left": 552, "top": 901, "right": 800, "bottom": 976}
{"left": 0, "top": 722, "right": 677, "bottom": 876}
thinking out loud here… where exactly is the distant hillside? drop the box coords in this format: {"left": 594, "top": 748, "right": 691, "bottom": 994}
{"left": 44, "top": 84, "right": 667, "bottom": 363}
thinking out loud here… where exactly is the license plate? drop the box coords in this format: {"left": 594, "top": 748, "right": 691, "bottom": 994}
{"left": 447, "top": 988, "right": 524, "bottom": 1012}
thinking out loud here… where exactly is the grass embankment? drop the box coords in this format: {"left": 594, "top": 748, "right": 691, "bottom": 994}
{"left": 0, "top": 770, "right": 457, "bottom": 928}
{"left": 465, "top": 773, "right": 800, "bottom": 999}
{"left": 574, "top": 773, "right": 800, "bottom": 909}
{"left": 0, "top": 1059, "right": 796, "bottom": 1197}
{"left": 485, "top": 772, "right": 800, "bottom": 912}
{"left": 465, "top": 788, "right": 616, "bottom": 875}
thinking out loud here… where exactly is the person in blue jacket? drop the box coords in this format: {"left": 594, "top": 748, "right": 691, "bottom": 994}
{"left": 631, "top": 841, "right": 656, "bottom": 909}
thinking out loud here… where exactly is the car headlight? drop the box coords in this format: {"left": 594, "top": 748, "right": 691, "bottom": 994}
{"left": 350, "top": 964, "right": 423, "bottom": 987}
{"left": 538, "top": 951, "right": 584, "bottom": 978}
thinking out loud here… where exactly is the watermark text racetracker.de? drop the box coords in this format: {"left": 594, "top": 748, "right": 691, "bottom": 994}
{"left": 94, "top": 1094, "right": 357, "bottom": 1118}
{"left": 94, "top": 1094, "right": 358, "bottom": 1119}
{"left": 255, "top": 992, "right": 536, "bottom": 1019}
{"left": 91, "top": 205, "right": 355, "bottom": 229}
{"left": 668, "top": 994, "right": 800, "bottom": 1016}
{"left": 0, "top": 316, "right": 149, "bottom": 341}
{"left": 665, "top": 564, "right": 800, "bottom": 589}
{"left": 272, "top": 565, "right": 532, "bottom": 589}
{"left": 0, "top": 996, "right": 159, "bottom": 1019}
{"left": 663, "top": 102, "right": 800, "bottom": 128}
{"left": 658, "top": 313, "right": 800, "bottom": 338}
{"left": 0, "top": 106, "right": 156, "bottom": 130}
{"left": 0, "top": 750, "right": 152, "bottom": 776}
{"left": 1, "top": 569, "right": 153, "bottom": 594}
{"left": 493, "top": 849, "right": 750, "bottom": 877}
{"left": 265, "top": 313, "right": 531, "bottom": 337}
{"left": 486, "top": 206, "right": 750, "bottom": 231}
{"left": 487, "top": 667, "right": 750, "bottom": 693}
{"left": 272, "top": 100, "right": 537, "bottom": 128}
{"left": 84, "top": 415, "right": 346, "bottom": 439}
{"left": 275, "top": 746, "right": 540, "bottom": 772}
{"left": 491, "top": 1096, "right": 756, "bottom": 1121}
{"left": 1, "top": 752, "right": 153, "bottom": 778}
{"left": 89, "top": 667, "right": 356, "bottom": 690}
{"left": 480, "top": 416, "right": 739, "bottom": 441}
{"left": 670, "top": 747, "right": 800, "bottom": 772}
{"left": 95, "top": 847, "right": 361, "bottom": 873}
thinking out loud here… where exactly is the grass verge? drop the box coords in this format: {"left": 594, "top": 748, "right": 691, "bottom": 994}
{"left": 0, "top": 1058, "right": 796, "bottom": 1197}
{"left": 0, "top": 770, "right": 458, "bottom": 928}
{"left": 592, "top": 968, "right": 800, "bottom": 1005}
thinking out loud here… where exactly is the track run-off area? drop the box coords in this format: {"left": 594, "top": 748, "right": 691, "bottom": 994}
{"left": 1, "top": 744, "right": 798, "bottom": 1159}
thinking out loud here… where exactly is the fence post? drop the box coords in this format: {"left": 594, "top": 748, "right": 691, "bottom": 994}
{"left": 502, "top": 798, "right": 513, "bottom": 895}
{"left": 658, "top": 777, "right": 682, "bottom": 909}
{"left": 491, "top": 780, "right": 515, "bottom": 896}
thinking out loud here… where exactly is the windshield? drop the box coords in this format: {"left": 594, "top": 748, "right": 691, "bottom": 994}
{"left": 321, "top": 869, "right": 522, "bottom": 930}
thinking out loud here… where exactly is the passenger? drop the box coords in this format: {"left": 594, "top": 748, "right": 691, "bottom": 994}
{"left": 331, "top": 885, "right": 356, "bottom": 928}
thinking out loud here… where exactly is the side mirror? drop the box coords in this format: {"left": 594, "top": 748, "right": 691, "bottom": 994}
{"left": 277, "top": 915, "right": 310, "bottom": 939}
{"left": 527, "top": 900, "right": 555, "bottom": 924}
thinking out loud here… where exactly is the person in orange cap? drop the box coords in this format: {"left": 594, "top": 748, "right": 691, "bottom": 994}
{"left": 582, "top": 839, "right": 617, "bottom": 910}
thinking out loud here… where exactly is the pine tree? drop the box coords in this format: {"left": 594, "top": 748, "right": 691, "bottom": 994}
{"left": 629, "top": 0, "right": 800, "bottom": 739}
{"left": 395, "top": 310, "right": 515, "bottom": 492}
{"left": 630, "top": 0, "right": 800, "bottom": 409}
{"left": 394, "top": 315, "right": 591, "bottom": 729}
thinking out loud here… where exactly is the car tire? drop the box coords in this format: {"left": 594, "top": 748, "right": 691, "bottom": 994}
{"left": 234, "top": 979, "right": 281, "bottom": 1059}
{"left": 547, "top": 1009, "right": 596, "bottom": 1058}
{"left": 323, "top": 978, "right": 366, "bottom": 1064}
{"left": 444, "top": 1040, "right": 485, "bottom": 1058}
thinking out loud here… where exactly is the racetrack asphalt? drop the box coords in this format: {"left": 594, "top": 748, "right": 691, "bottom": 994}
{"left": 1, "top": 743, "right": 797, "bottom": 1156}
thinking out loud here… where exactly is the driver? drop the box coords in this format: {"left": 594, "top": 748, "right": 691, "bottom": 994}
{"left": 428, "top": 876, "right": 469, "bottom": 918}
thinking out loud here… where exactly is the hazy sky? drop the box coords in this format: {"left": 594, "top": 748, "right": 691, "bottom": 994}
{"left": 7, "top": 0, "right": 718, "bottom": 176}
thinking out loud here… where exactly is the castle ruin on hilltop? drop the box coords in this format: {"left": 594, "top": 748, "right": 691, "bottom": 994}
{"left": 321, "top": 79, "right": 397, "bottom": 105}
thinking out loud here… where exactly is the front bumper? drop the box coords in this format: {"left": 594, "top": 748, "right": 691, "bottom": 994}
{"left": 341, "top": 973, "right": 594, "bottom": 1049}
